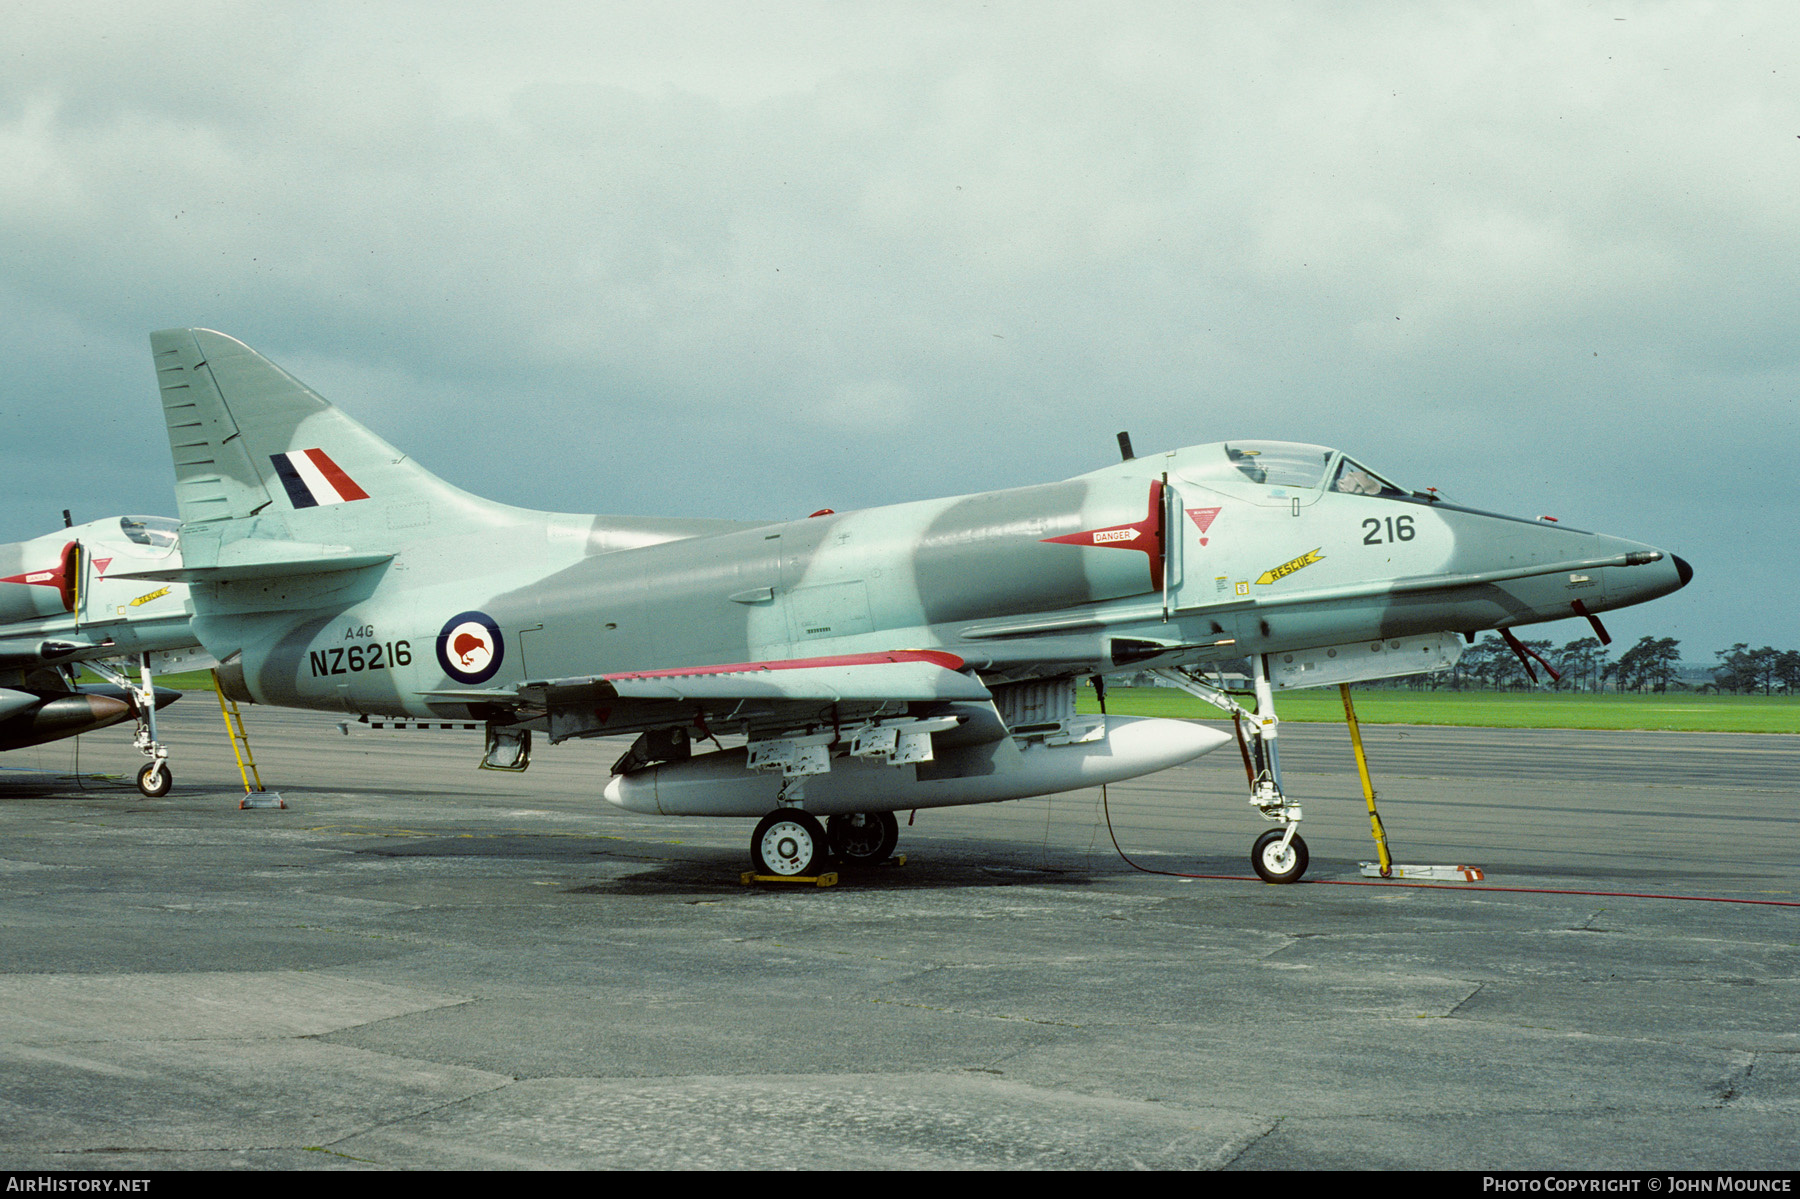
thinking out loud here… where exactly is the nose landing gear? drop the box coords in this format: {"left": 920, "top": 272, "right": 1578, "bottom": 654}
{"left": 1153, "top": 653, "right": 1308, "bottom": 883}
{"left": 87, "top": 654, "right": 173, "bottom": 798}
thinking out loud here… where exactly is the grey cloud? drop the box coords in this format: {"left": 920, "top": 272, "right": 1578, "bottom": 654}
{"left": 1, "top": 1, "right": 1795, "bottom": 654}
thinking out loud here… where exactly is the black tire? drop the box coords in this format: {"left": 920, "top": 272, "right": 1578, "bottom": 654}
{"left": 752, "top": 810, "right": 828, "bottom": 876}
{"left": 137, "top": 761, "right": 172, "bottom": 799}
{"left": 827, "top": 812, "right": 899, "bottom": 866}
{"left": 1251, "top": 828, "right": 1308, "bottom": 883}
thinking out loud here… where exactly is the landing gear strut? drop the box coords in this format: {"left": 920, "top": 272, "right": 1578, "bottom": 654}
{"left": 1153, "top": 653, "right": 1309, "bottom": 883}
{"left": 90, "top": 654, "right": 172, "bottom": 798}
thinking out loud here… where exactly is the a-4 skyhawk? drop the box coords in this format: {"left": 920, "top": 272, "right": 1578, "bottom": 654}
{"left": 1, "top": 514, "right": 205, "bottom": 794}
{"left": 138, "top": 329, "right": 1690, "bottom": 880}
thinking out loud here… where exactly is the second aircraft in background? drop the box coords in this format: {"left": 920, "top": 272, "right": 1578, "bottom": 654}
{"left": 0, "top": 514, "right": 207, "bottom": 795}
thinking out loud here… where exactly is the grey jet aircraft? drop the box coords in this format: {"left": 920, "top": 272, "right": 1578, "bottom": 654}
{"left": 135, "top": 328, "right": 1690, "bottom": 881}
{"left": 1, "top": 514, "right": 206, "bottom": 794}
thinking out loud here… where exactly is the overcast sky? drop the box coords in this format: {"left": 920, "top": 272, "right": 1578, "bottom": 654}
{"left": 2, "top": 1, "right": 1794, "bottom": 662}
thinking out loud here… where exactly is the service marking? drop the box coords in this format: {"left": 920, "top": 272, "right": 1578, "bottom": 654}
{"left": 436, "top": 611, "right": 505, "bottom": 685}
{"left": 1256, "top": 549, "right": 1324, "bottom": 585}
{"left": 309, "top": 639, "right": 412, "bottom": 677}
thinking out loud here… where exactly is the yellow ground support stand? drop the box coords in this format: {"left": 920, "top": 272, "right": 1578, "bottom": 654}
{"left": 213, "top": 670, "right": 284, "bottom": 809}
{"left": 1342, "top": 683, "right": 1485, "bottom": 882}
{"left": 1340, "top": 684, "right": 1392, "bottom": 877}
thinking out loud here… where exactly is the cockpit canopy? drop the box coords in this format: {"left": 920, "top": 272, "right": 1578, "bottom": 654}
{"left": 1178, "top": 442, "right": 1409, "bottom": 499}
{"left": 119, "top": 516, "right": 180, "bottom": 549}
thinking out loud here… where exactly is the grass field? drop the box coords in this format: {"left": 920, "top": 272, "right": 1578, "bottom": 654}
{"left": 1079, "top": 686, "right": 1800, "bottom": 733}
{"left": 77, "top": 668, "right": 220, "bottom": 692}
{"left": 96, "top": 671, "right": 1800, "bottom": 734}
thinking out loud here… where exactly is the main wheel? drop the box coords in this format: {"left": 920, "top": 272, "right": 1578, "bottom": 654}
{"left": 137, "top": 761, "right": 172, "bottom": 799}
{"left": 1251, "top": 828, "right": 1308, "bottom": 883}
{"left": 752, "top": 810, "right": 828, "bottom": 876}
{"left": 827, "top": 811, "right": 899, "bottom": 866}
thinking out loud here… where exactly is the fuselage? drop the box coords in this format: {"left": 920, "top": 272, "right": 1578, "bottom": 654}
{"left": 200, "top": 440, "right": 1688, "bottom": 721}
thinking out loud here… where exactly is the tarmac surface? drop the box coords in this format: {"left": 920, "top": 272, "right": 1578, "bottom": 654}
{"left": 0, "top": 701, "right": 1795, "bottom": 1171}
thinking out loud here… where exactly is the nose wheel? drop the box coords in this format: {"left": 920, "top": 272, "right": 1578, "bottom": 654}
{"left": 136, "top": 760, "right": 172, "bottom": 799}
{"left": 1252, "top": 827, "right": 1308, "bottom": 884}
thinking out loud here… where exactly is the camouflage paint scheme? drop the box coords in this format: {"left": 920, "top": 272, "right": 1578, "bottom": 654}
{"left": 138, "top": 329, "right": 1690, "bottom": 871}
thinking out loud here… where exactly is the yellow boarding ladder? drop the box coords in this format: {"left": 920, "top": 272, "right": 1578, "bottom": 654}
{"left": 213, "top": 670, "right": 283, "bottom": 809}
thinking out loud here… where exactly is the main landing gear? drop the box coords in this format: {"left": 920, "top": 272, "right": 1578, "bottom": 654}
{"left": 1153, "top": 653, "right": 1309, "bottom": 884}
{"left": 752, "top": 809, "right": 827, "bottom": 876}
{"left": 749, "top": 809, "right": 902, "bottom": 876}
{"left": 827, "top": 811, "right": 900, "bottom": 866}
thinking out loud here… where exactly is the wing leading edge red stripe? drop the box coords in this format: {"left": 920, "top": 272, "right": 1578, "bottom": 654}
{"left": 603, "top": 649, "right": 967, "bottom": 682}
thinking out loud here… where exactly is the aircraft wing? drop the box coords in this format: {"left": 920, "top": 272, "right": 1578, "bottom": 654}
{"left": 420, "top": 649, "right": 993, "bottom": 743}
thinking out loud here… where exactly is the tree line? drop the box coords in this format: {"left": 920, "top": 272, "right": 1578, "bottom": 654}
{"left": 1403, "top": 635, "right": 1800, "bottom": 694}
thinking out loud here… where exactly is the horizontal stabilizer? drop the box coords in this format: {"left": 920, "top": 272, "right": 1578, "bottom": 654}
{"left": 109, "top": 540, "right": 392, "bottom": 583}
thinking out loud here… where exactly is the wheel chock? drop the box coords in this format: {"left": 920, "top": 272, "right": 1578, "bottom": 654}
{"left": 1360, "top": 862, "right": 1484, "bottom": 882}
{"left": 239, "top": 791, "right": 288, "bottom": 810}
{"left": 740, "top": 871, "right": 839, "bottom": 887}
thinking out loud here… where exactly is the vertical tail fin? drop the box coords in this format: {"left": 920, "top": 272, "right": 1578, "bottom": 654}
{"left": 151, "top": 329, "right": 533, "bottom": 553}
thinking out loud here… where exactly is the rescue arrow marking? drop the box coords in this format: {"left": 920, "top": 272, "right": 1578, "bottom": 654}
{"left": 1257, "top": 548, "right": 1324, "bottom": 585}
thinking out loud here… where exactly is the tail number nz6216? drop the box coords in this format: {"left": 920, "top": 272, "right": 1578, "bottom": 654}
{"left": 309, "top": 641, "right": 412, "bottom": 677}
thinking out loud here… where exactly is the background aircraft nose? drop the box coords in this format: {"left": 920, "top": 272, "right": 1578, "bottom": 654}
{"left": 1673, "top": 555, "right": 1694, "bottom": 588}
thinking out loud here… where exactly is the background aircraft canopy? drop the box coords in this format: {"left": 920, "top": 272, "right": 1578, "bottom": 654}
{"left": 118, "top": 516, "right": 179, "bottom": 549}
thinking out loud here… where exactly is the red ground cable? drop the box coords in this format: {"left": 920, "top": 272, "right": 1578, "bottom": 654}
{"left": 1099, "top": 785, "right": 1800, "bottom": 908}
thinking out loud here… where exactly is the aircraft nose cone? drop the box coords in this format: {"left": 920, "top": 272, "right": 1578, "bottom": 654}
{"left": 1673, "top": 555, "right": 1694, "bottom": 588}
